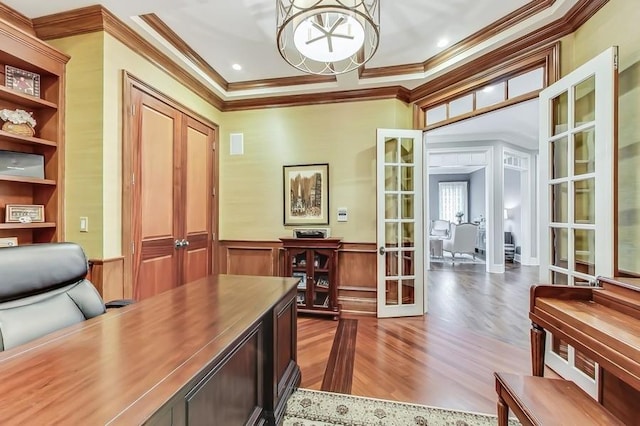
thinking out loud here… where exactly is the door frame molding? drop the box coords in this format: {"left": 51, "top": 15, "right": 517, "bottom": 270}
{"left": 502, "top": 146, "right": 537, "bottom": 266}
{"left": 122, "top": 71, "right": 220, "bottom": 298}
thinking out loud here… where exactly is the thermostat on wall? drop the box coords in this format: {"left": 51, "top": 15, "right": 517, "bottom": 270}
{"left": 337, "top": 207, "right": 348, "bottom": 222}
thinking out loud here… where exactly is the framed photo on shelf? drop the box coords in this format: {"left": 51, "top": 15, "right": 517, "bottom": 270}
{"left": 5, "top": 65, "right": 40, "bottom": 97}
{"left": 0, "top": 237, "right": 18, "bottom": 247}
{"left": 5, "top": 204, "right": 44, "bottom": 223}
{"left": 283, "top": 163, "right": 329, "bottom": 226}
{"left": 292, "top": 272, "right": 307, "bottom": 289}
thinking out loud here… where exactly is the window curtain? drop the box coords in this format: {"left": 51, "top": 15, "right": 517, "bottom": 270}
{"left": 438, "top": 181, "right": 468, "bottom": 222}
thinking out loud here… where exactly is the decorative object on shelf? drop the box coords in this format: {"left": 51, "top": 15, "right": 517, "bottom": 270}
{"left": 0, "top": 237, "right": 18, "bottom": 247}
{"left": 0, "top": 108, "right": 36, "bottom": 137}
{"left": 293, "top": 227, "right": 330, "bottom": 238}
{"left": 283, "top": 163, "right": 329, "bottom": 225}
{"left": 0, "top": 149, "right": 44, "bottom": 178}
{"left": 276, "top": 0, "right": 380, "bottom": 75}
{"left": 5, "top": 65, "right": 40, "bottom": 97}
{"left": 5, "top": 204, "right": 44, "bottom": 223}
{"left": 293, "top": 272, "right": 307, "bottom": 289}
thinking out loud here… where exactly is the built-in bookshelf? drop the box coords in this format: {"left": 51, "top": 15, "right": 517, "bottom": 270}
{"left": 0, "top": 18, "right": 67, "bottom": 246}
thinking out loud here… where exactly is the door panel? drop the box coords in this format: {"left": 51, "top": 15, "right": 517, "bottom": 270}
{"left": 141, "top": 107, "right": 175, "bottom": 238}
{"left": 139, "top": 255, "right": 175, "bottom": 300}
{"left": 539, "top": 46, "right": 617, "bottom": 397}
{"left": 186, "top": 125, "right": 209, "bottom": 233}
{"left": 184, "top": 246, "right": 209, "bottom": 284}
{"left": 376, "top": 129, "right": 424, "bottom": 318}
{"left": 128, "top": 84, "right": 217, "bottom": 301}
{"left": 182, "top": 117, "right": 213, "bottom": 283}
{"left": 135, "top": 93, "right": 181, "bottom": 300}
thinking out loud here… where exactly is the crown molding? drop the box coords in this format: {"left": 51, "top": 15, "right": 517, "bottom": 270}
{"left": 24, "top": 0, "right": 608, "bottom": 111}
{"left": 361, "top": 0, "right": 555, "bottom": 80}
{"left": 410, "top": 0, "right": 608, "bottom": 103}
{"left": 224, "top": 86, "right": 411, "bottom": 112}
{"left": 0, "top": 2, "right": 34, "bottom": 36}
{"left": 138, "top": 13, "right": 229, "bottom": 91}
{"left": 32, "top": 5, "right": 225, "bottom": 111}
{"left": 139, "top": 14, "right": 337, "bottom": 92}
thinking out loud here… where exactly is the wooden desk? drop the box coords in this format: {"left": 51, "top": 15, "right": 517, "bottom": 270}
{"left": 0, "top": 275, "right": 301, "bottom": 425}
{"left": 529, "top": 277, "right": 640, "bottom": 424}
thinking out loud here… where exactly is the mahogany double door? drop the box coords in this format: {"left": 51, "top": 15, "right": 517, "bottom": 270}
{"left": 131, "top": 88, "right": 215, "bottom": 300}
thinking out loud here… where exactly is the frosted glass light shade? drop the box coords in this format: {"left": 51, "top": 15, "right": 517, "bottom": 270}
{"left": 277, "top": 0, "right": 380, "bottom": 75}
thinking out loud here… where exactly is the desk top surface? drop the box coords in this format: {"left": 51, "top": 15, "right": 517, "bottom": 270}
{"left": 0, "top": 274, "right": 297, "bottom": 425}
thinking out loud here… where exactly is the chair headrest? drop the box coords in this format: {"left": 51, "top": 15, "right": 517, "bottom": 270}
{"left": 0, "top": 243, "right": 88, "bottom": 303}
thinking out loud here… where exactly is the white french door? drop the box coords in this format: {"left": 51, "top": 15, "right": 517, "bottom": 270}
{"left": 376, "top": 129, "right": 424, "bottom": 318}
{"left": 539, "top": 47, "right": 617, "bottom": 397}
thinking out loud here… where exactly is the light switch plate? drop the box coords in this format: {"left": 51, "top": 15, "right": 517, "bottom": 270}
{"left": 80, "top": 216, "right": 89, "bottom": 232}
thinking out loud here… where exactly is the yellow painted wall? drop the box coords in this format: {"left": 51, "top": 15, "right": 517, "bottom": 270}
{"left": 568, "top": 0, "right": 640, "bottom": 273}
{"left": 220, "top": 99, "right": 413, "bottom": 242}
{"left": 48, "top": 33, "right": 105, "bottom": 258}
{"left": 51, "top": 31, "right": 223, "bottom": 259}
{"left": 102, "top": 33, "right": 223, "bottom": 258}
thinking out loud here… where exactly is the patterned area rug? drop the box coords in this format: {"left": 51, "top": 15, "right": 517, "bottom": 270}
{"left": 283, "top": 389, "right": 520, "bottom": 426}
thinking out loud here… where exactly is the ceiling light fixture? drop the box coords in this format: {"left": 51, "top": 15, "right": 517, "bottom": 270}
{"left": 437, "top": 38, "right": 448, "bottom": 48}
{"left": 232, "top": 63, "right": 242, "bottom": 71}
{"left": 276, "top": 0, "right": 380, "bottom": 75}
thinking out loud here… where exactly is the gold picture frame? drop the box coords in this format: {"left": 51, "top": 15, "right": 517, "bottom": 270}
{"left": 5, "top": 65, "right": 41, "bottom": 97}
{"left": 5, "top": 204, "right": 45, "bottom": 223}
{"left": 283, "top": 163, "right": 329, "bottom": 226}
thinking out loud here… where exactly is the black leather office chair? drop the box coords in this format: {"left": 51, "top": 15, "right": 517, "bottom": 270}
{"left": 0, "top": 242, "right": 129, "bottom": 351}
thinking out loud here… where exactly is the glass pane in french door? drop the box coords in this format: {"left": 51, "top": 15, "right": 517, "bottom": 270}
{"left": 383, "top": 137, "right": 415, "bottom": 307}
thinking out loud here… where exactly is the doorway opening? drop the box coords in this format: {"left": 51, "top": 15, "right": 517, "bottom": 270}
{"left": 424, "top": 99, "right": 540, "bottom": 275}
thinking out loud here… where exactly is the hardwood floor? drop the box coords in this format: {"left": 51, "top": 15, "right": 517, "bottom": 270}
{"left": 297, "top": 262, "right": 545, "bottom": 414}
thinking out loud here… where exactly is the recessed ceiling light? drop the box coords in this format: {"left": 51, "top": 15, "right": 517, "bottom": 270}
{"left": 437, "top": 38, "right": 448, "bottom": 48}
{"left": 232, "top": 64, "right": 242, "bottom": 71}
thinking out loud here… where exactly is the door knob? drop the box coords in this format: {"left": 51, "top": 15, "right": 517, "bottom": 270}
{"left": 175, "top": 239, "right": 184, "bottom": 248}
{"left": 182, "top": 239, "right": 190, "bottom": 247}
{"left": 379, "top": 246, "right": 386, "bottom": 255}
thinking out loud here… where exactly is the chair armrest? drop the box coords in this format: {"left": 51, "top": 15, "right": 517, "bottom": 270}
{"left": 105, "top": 299, "right": 136, "bottom": 309}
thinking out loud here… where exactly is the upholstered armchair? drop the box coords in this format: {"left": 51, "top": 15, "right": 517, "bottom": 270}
{"left": 429, "top": 219, "right": 451, "bottom": 239}
{"left": 442, "top": 223, "right": 478, "bottom": 261}
{"left": 0, "top": 242, "right": 131, "bottom": 351}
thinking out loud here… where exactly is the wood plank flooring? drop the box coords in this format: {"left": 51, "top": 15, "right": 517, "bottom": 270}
{"left": 321, "top": 318, "right": 358, "bottom": 393}
{"left": 297, "top": 262, "right": 548, "bottom": 414}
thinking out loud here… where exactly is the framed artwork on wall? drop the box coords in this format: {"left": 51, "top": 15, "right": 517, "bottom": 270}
{"left": 283, "top": 163, "right": 329, "bottom": 226}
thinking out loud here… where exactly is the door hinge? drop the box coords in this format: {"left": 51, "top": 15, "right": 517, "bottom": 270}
{"left": 212, "top": 188, "right": 216, "bottom": 196}
{"left": 212, "top": 141, "right": 216, "bottom": 150}
{"left": 131, "top": 105, "right": 136, "bottom": 116}
{"left": 131, "top": 241, "right": 135, "bottom": 254}
{"left": 614, "top": 53, "right": 619, "bottom": 70}
{"left": 212, "top": 232, "right": 216, "bottom": 241}
{"left": 132, "top": 173, "right": 135, "bottom": 185}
